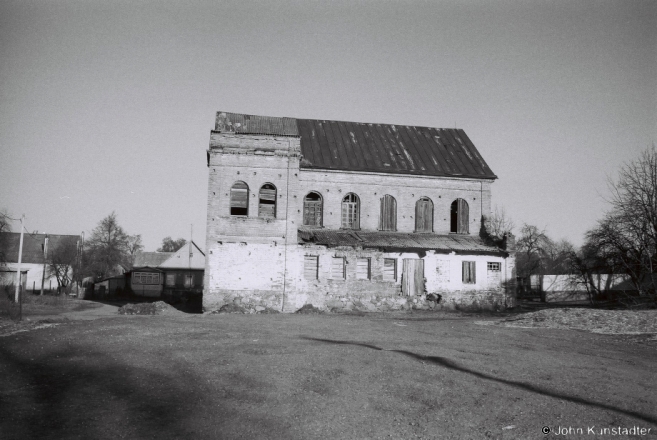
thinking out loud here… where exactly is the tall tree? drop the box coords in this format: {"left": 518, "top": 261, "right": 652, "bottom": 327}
{"left": 585, "top": 144, "right": 657, "bottom": 296}
{"left": 516, "top": 224, "right": 552, "bottom": 278}
{"left": 47, "top": 239, "right": 78, "bottom": 294}
{"left": 157, "top": 237, "right": 187, "bottom": 252}
{"left": 84, "top": 212, "right": 134, "bottom": 280}
{"left": 486, "top": 205, "right": 516, "bottom": 240}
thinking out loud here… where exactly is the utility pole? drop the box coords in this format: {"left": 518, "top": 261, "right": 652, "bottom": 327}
{"left": 14, "top": 215, "right": 24, "bottom": 303}
{"left": 40, "top": 233, "right": 48, "bottom": 295}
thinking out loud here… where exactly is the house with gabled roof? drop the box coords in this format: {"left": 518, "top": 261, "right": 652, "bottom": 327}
{"left": 0, "top": 232, "right": 81, "bottom": 293}
{"left": 127, "top": 242, "right": 205, "bottom": 299}
{"left": 204, "top": 112, "right": 516, "bottom": 313}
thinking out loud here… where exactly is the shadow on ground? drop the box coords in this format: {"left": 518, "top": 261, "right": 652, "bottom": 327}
{"left": 302, "top": 336, "right": 657, "bottom": 426}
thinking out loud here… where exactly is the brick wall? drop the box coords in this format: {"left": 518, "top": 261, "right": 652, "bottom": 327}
{"left": 204, "top": 131, "right": 512, "bottom": 313}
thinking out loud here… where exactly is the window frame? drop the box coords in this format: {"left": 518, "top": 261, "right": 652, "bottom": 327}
{"left": 450, "top": 198, "right": 470, "bottom": 234}
{"left": 462, "top": 261, "right": 476, "bottom": 284}
{"left": 230, "top": 181, "right": 249, "bottom": 216}
{"left": 383, "top": 258, "right": 397, "bottom": 282}
{"left": 330, "top": 257, "right": 346, "bottom": 280}
{"left": 356, "top": 257, "right": 371, "bottom": 280}
{"left": 303, "top": 192, "right": 323, "bottom": 227}
{"left": 487, "top": 262, "right": 501, "bottom": 272}
{"left": 258, "top": 183, "right": 277, "bottom": 219}
{"left": 415, "top": 197, "right": 434, "bottom": 233}
{"left": 304, "top": 255, "right": 319, "bottom": 280}
{"left": 341, "top": 193, "right": 360, "bottom": 230}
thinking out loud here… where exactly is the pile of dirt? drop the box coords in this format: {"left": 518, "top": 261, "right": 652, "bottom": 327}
{"left": 295, "top": 304, "right": 324, "bottom": 314}
{"left": 212, "top": 303, "right": 249, "bottom": 314}
{"left": 118, "top": 301, "right": 183, "bottom": 316}
{"left": 489, "top": 308, "right": 657, "bottom": 334}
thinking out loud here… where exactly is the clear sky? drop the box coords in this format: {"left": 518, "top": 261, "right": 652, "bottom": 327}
{"left": 1, "top": 0, "right": 655, "bottom": 251}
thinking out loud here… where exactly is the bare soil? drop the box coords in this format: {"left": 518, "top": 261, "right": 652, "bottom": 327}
{"left": 0, "top": 306, "right": 655, "bottom": 439}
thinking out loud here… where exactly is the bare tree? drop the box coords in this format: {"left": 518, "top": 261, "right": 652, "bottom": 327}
{"left": 516, "top": 224, "right": 552, "bottom": 278}
{"left": 47, "top": 239, "right": 78, "bottom": 294}
{"left": 588, "top": 144, "right": 657, "bottom": 297}
{"left": 157, "top": 237, "right": 187, "bottom": 252}
{"left": 487, "top": 205, "right": 515, "bottom": 240}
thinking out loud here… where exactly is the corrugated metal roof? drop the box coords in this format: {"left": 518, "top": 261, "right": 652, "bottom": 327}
{"left": 214, "top": 112, "right": 497, "bottom": 179}
{"left": 298, "top": 229, "right": 505, "bottom": 255}
{"left": 0, "top": 232, "right": 80, "bottom": 264}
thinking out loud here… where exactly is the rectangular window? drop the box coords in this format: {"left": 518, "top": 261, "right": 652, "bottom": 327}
{"left": 184, "top": 275, "right": 193, "bottom": 288}
{"left": 304, "top": 255, "right": 319, "bottom": 280}
{"left": 462, "top": 261, "right": 476, "bottom": 284}
{"left": 331, "top": 257, "right": 345, "bottom": 280}
{"left": 487, "top": 262, "right": 501, "bottom": 272}
{"left": 166, "top": 273, "right": 175, "bottom": 286}
{"left": 356, "top": 258, "right": 370, "bottom": 280}
{"left": 134, "top": 272, "right": 160, "bottom": 285}
{"left": 383, "top": 258, "right": 397, "bottom": 282}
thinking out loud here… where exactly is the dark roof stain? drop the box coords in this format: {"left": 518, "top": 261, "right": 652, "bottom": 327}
{"left": 214, "top": 112, "right": 497, "bottom": 180}
{"left": 298, "top": 229, "right": 506, "bottom": 255}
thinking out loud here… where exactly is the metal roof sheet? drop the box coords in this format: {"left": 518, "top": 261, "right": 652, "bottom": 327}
{"left": 0, "top": 232, "right": 80, "bottom": 265}
{"left": 298, "top": 229, "right": 505, "bottom": 254}
{"left": 133, "top": 251, "right": 174, "bottom": 268}
{"left": 214, "top": 112, "right": 497, "bottom": 179}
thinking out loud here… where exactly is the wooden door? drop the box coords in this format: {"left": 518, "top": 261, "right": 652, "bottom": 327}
{"left": 402, "top": 259, "right": 425, "bottom": 296}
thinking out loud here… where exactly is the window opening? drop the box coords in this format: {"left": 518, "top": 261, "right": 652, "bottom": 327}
{"left": 356, "top": 258, "right": 371, "bottom": 280}
{"left": 462, "top": 261, "right": 476, "bottom": 284}
{"left": 258, "top": 183, "right": 277, "bottom": 218}
{"left": 487, "top": 262, "right": 501, "bottom": 271}
{"left": 230, "top": 181, "right": 249, "bottom": 216}
{"left": 303, "top": 192, "right": 323, "bottom": 226}
{"left": 451, "top": 199, "right": 469, "bottom": 234}
{"left": 379, "top": 195, "right": 397, "bottom": 231}
{"left": 341, "top": 193, "right": 360, "bottom": 229}
{"left": 415, "top": 197, "right": 434, "bottom": 232}
{"left": 383, "top": 258, "right": 397, "bottom": 282}
{"left": 331, "top": 257, "right": 345, "bottom": 280}
{"left": 304, "top": 255, "right": 319, "bottom": 280}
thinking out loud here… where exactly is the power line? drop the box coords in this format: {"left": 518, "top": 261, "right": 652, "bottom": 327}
{"left": 0, "top": 212, "right": 22, "bottom": 221}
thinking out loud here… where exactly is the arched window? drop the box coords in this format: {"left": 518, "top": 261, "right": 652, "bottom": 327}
{"left": 230, "top": 181, "right": 249, "bottom": 216}
{"left": 451, "top": 198, "right": 469, "bottom": 234}
{"left": 341, "top": 193, "right": 360, "bottom": 229}
{"left": 415, "top": 197, "right": 434, "bottom": 232}
{"left": 379, "top": 194, "right": 397, "bottom": 231}
{"left": 258, "top": 183, "right": 277, "bottom": 218}
{"left": 303, "top": 192, "right": 323, "bottom": 226}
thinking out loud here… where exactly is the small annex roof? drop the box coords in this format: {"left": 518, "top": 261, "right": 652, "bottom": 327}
{"left": 132, "top": 251, "right": 174, "bottom": 268}
{"left": 213, "top": 112, "right": 497, "bottom": 180}
{"left": 298, "top": 229, "right": 506, "bottom": 255}
{"left": 158, "top": 241, "right": 205, "bottom": 270}
{"left": 0, "top": 232, "right": 81, "bottom": 265}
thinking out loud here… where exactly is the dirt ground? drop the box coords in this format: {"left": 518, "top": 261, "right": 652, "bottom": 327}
{"left": 0, "top": 303, "right": 655, "bottom": 440}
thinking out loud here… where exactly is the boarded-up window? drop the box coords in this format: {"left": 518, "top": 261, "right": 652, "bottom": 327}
{"left": 331, "top": 257, "right": 345, "bottom": 280}
{"left": 166, "top": 273, "right": 175, "bottom": 287}
{"left": 341, "top": 193, "right": 360, "bottom": 229}
{"left": 379, "top": 195, "right": 397, "bottom": 231}
{"left": 303, "top": 192, "right": 323, "bottom": 226}
{"left": 258, "top": 183, "right": 277, "bottom": 218}
{"left": 356, "top": 258, "right": 370, "bottom": 280}
{"left": 450, "top": 199, "right": 469, "bottom": 234}
{"left": 383, "top": 258, "right": 397, "bottom": 282}
{"left": 462, "top": 261, "right": 476, "bottom": 284}
{"left": 230, "top": 181, "right": 249, "bottom": 216}
{"left": 304, "top": 255, "right": 318, "bottom": 280}
{"left": 415, "top": 197, "right": 433, "bottom": 232}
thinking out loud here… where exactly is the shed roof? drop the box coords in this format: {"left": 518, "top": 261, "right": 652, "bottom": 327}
{"left": 0, "top": 232, "right": 80, "bottom": 265}
{"left": 298, "top": 229, "right": 505, "bottom": 255}
{"left": 214, "top": 112, "right": 497, "bottom": 180}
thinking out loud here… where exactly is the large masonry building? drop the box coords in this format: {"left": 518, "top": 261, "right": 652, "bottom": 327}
{"left": 204, "top": 112, "right": 515, "bottom": 313}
